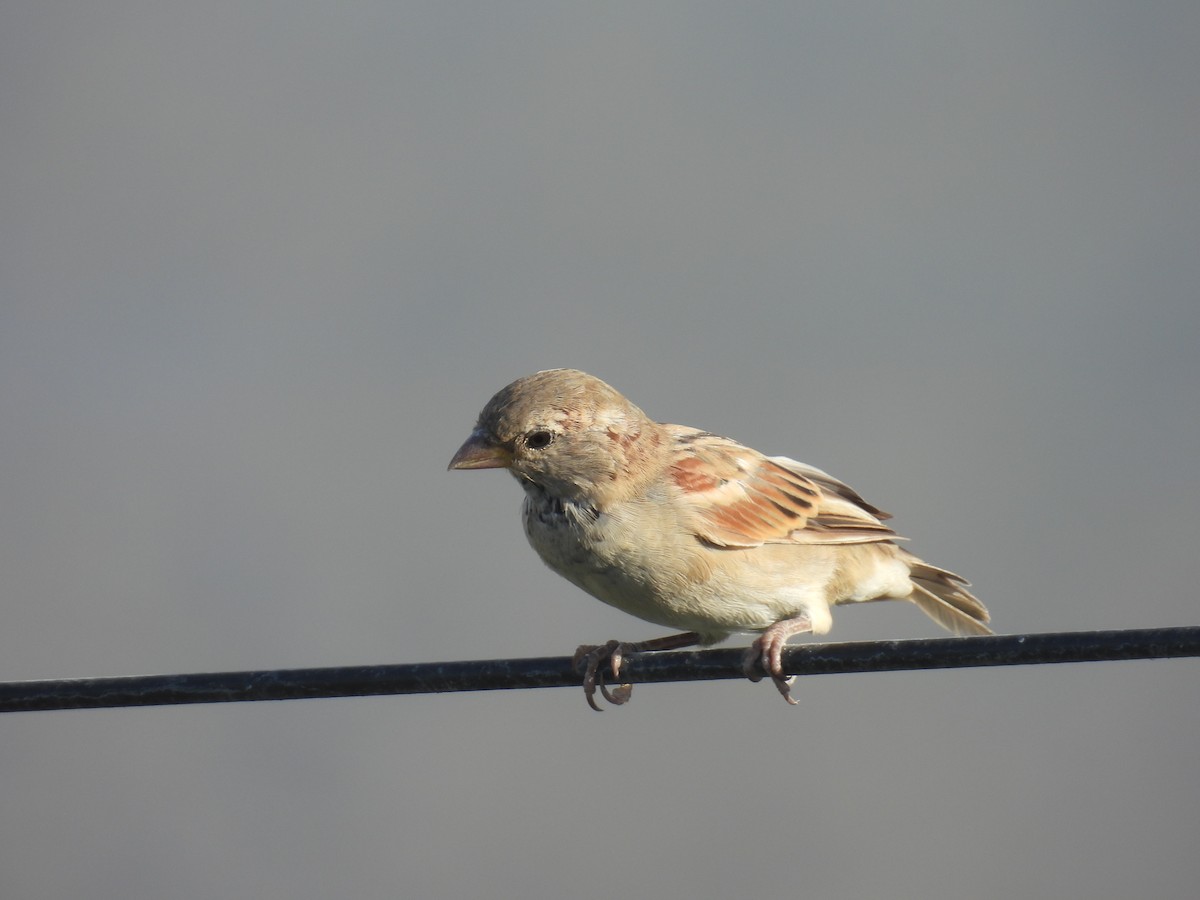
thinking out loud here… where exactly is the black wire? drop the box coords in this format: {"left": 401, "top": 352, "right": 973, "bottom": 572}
{"left": 1, "top": 626, "right": 1197, "bottom": 713}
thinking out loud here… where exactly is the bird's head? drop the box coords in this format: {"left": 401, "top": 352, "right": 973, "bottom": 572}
{"left": 448, "top": 369, "right": 662, "bottom": 503}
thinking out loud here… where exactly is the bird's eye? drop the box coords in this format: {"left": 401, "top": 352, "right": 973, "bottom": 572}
{"left": 525, "top": 430, "right": 554, "bottom": 450}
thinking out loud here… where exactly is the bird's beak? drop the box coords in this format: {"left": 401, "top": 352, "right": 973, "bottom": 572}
{"left": 448, "top": 431, "right": 513, "bottom": 470}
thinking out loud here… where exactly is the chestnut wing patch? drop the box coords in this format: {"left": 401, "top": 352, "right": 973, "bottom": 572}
{"left": 668, "top": 435, "right": 897, "bottom": 548}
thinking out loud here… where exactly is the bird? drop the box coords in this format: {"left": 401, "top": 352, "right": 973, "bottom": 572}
{"left": 448, "top": 368, "right": 991, "bottom": 709}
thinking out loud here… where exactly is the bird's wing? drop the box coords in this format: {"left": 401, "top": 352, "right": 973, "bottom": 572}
{"left": 665, "top": 428, "right": 899, "bottom": 548}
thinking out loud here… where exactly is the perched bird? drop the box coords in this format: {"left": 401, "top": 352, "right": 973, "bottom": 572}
{"left": 449, "top": 369, "right": 991, "bottom": 709}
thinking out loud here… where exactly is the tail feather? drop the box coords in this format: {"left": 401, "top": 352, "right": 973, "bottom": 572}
{"left": 902, "top": 551, "right": 993, "bottom": 636}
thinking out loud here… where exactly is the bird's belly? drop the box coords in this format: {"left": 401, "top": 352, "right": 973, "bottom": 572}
{"left": 522, "top": 497, "right": 799, "bottom": 638}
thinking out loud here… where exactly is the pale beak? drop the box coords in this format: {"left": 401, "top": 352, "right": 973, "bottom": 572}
{"left": 447, "top": 431, "right": 513, "bottom": 470}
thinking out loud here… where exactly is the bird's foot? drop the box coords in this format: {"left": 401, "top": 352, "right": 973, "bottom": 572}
{"left": 573, "top": 640, "right": 632, "bottom": 711}
{"left": 572, "top": 632, "right": 702, "bottom": 711}
{"left": 742, "top": 615, "right": 813, "bottom": 705}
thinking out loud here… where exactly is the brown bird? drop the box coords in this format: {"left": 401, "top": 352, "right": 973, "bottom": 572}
{"left": 449, "top": 369, "right": 991, "bottom": 709}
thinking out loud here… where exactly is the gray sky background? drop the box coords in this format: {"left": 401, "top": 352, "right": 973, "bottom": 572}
{"left": 2, "top": 4, "right": 1198, "bottom": 898}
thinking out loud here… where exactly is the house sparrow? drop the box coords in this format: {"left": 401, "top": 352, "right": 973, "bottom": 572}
{"left": 449, "top": 369, "right": 991, "bottom": 709}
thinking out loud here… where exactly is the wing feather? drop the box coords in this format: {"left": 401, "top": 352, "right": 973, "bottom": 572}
{"left": 666, "top": 429, "right": 898, "bottom": 548}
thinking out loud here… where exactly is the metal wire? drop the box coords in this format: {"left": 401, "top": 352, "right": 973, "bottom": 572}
{"left": 1, "top": 626, "right": 1197, "bottom": 713}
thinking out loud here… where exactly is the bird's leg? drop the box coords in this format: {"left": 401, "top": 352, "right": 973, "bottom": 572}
{"left": 573, "top": 632, "right": 702, "bottom": 711}
{"left": 742, "top": 615, "right": 813, "bottom": 705}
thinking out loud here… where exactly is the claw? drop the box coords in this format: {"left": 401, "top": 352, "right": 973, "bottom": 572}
{"left": 605, "top": 683, "right": 633, "bottom": 704}
{"left": 600, "top": 644, "right": 633, "bottom": 706}
{"left": 772, "top": 674, "right": 799, "bottom": 705}
{"left": 574, "top": 640, "right": 621, "bottom": 711}
{"left": 572, "top": 632, "right": 702, "bottom": 710}
{"left": 742, "top": 615, "right": 812, "bottom": 705}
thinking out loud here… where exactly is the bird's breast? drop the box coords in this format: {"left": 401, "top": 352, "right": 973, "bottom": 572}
{"left": 521, "top": 488, "right": 608, "bottom": 573}
{"left": 519, "top": 486, "right": 764, "bottom": 636}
